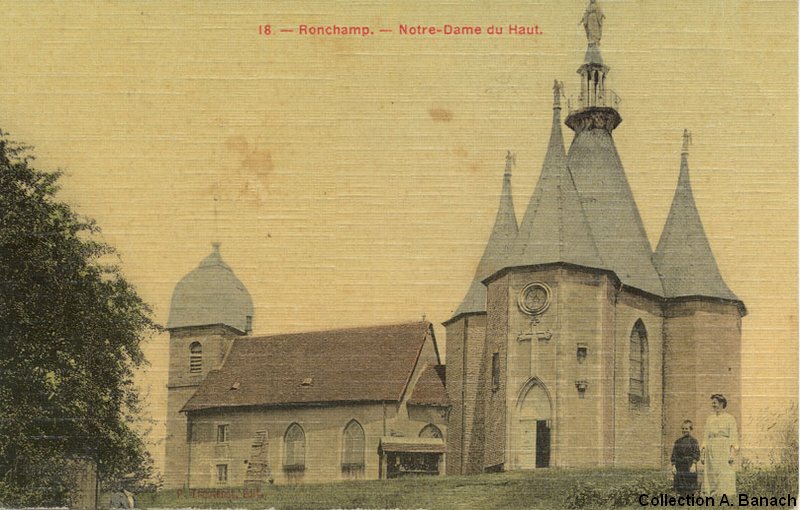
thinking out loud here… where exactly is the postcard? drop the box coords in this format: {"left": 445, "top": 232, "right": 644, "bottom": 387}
{"left": 0, "top": 1, "right": 795, "bottom": 509}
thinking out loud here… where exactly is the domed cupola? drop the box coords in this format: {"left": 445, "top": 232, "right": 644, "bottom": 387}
{"left": 166, "top": 243, "right": 254, "bottom": 333}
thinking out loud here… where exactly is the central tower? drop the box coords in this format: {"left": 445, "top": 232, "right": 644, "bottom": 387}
{"left": 454, "top": 0, "right": 667, "bottom": 474}
{"left": 445, "top": 0, "right": 744, "bottom": 475}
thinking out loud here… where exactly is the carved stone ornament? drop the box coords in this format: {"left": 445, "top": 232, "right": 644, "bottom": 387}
{"left": 517, "top": 282, "right": 551, "bottom": 316}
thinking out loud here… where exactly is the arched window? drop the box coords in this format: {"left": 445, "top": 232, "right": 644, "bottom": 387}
{"left": 283, "top": 423, "right": 305, "bottom": 472}
{"left": 189, "top": 342, "right": 202, "bottom": 373}
{"left": 419, "top": 424, "right": 443, "bottom": 439}
{"left": 629, "top": 320, "right": 649, "bottom": 404}
{"left": 341, "top": 420, "right": 365, "bottom": 477}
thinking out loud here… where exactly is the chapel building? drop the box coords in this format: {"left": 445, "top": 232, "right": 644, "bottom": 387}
{"left": 444, "top": 0, "right": 745, "bottom": 475}
{"left": 163, "top": 245, "right": 448, "bottom": 488}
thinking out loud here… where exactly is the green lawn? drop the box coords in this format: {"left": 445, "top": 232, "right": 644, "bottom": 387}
{"left": 137, "top": 468, "right": 668, "bottom": 510}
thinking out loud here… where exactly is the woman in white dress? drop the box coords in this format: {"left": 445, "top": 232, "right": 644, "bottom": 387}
{"left": 700, "top": 394, "right": 739, "bottom": 498}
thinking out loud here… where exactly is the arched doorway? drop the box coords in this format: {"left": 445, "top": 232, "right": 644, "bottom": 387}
{"left": 516, "top": 380, "right": 552, "bottom": 469}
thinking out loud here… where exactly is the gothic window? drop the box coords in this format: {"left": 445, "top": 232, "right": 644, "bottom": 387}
{"left": 284, "top": 423, "right": 305, "bottom": 472}
{"left": 629, "top": 320, "right": 649, "bottom": 405}
{"left": 189, "top": 342, "right": 202, "bottom": 373}
{"left": 419, "top": 424, "right": 443, "bottom": 439}
{"left": 341, "top": 420, "right": 365, "bottom": 477}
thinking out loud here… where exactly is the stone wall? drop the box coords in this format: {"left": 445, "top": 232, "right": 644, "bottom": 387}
{"left": 482, "top": 273, "right": 509, "bottom": 470}
{"left": 164, "top": 325, "right": 239, "bottom": 488}
{"left": 445, "top": 314, "right": 486, "bottom": 475}
{"left": 662, "top": 300, "right": 742, "bottom": 464}
{"left": 477, "top": 265, "right": 668, "bottom": 471}
{"left": 444, "top": 318, "right": 464, "bottom": 474}
{"left": 613, "top": 290, "right": 664, "bottom": 468}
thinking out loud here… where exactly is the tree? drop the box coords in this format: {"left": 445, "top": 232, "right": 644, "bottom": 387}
{"left": 0, "top": 133, "right": 158, "bottom": 505}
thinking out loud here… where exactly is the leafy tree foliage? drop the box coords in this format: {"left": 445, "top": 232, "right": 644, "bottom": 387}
{"left": 0, "top": 134, "right": 157, "bottom": 505}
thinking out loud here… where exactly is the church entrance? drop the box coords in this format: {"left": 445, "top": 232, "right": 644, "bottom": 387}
{"left": 535, "top": 420, "right": 550, "bottom": 468}
{"left": 519, "top": 419, "right": 550, "bottom": 468}
{"left": 516, "top": 381, "right": 552, "bottom": 469}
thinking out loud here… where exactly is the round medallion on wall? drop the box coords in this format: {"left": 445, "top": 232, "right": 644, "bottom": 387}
{"left": 518, "top": 282, "right": 551, "bottom": 316}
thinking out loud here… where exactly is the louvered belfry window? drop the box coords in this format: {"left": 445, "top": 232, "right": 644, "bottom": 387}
{"left": 189, "top": 342, "right": 202, "bottom": 373}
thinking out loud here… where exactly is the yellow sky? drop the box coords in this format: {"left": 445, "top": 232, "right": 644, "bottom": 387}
{"left": 0, "top": 1, "right": 796, "bottom": 474}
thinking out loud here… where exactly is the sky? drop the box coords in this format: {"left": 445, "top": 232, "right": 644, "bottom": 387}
{"left": 0, "top": 1, "right": 796, "bottom": 475}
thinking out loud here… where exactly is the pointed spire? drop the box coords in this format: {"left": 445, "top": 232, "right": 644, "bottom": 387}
{"left": 451, "top": 153, "right": 519, "bottom": 319}
{"left": 510, "top": 91, "right": 603, "bottom": 269}
{"left": 654, "top": 132, "right": 739, "bottom": 301}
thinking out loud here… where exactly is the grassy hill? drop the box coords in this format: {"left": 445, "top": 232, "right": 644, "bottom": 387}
{"left": 138, "top": 468, "right": 668, "bottom": 510}
{"left": 137, "top": 465, "right": 798, "bottom": 509}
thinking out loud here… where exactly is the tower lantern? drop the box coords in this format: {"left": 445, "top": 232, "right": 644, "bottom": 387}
{"left": 566, "top": 0, "right": 621, "bottom": 134}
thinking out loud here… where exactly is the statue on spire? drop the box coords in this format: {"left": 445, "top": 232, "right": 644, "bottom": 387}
{"left": 581, "top": 0, "right": 605, "bottom": 46}
{"left": 505, "top": 150, "right": 516, "bottom": 175}
{"left": 553, "top": 80, "right": 564, "bottom": 107}
{"left": 682, "top": 129, "right": 692, "bottom": 154}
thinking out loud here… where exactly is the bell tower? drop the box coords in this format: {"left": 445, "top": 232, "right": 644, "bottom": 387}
{"left": 163, "top": 243, "right": 254, "bottom": 488}
{"left": 473, "top": 0, "right": 665, "bottom": 473}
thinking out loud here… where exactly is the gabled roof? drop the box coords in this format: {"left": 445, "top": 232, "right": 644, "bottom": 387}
{"left": 407, "top": 365, "right": 448, "bottom": 407}
{"left": 654, "top": 143, "right": 739, "bottom": 302}
{"left": 182, "top": 321, "right": 436, "bottom": 412}
{"left": 450, "top": 155, "right": 518, "bottom": 320}
{"left": 510, "top": 103, "right": 603, "bottom": 269}
{"left": 565, "top": 128, "right": 665, "bottom": 297}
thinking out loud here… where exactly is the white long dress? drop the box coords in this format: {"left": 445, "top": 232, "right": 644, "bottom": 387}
{"left": 702, "top": 411, "right": 739, "bottom": 498}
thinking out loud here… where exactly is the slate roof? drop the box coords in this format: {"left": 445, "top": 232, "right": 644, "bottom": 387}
{"left": 450, "top": 156, "right": 518, "bottom": 320}
{"left": 510, "top": 104, "right": 603, "bottom": 269}
{"left": 654, "top": 147, "right": 739, "bottom": 302}
{"left": 407, "top": 365, "right": 448, "bottom": 406}
{"left": 182, "top": 321, "right": 437, "bottom": 412}
{"left": 565, "top": 128, "right": 665, "bottom": 297}
{"left": 167, "top": 243, "right": 253, "bottom": 333}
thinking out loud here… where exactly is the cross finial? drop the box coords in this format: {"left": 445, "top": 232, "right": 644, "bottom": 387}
{"left": 682, "top": 129, "right": 692, "bottom": 155}
{"left": 213, "top": 192, "right": 220, "bottom": 244}
{"left": 505, "top": 150, "right": 516, "bottom": 176}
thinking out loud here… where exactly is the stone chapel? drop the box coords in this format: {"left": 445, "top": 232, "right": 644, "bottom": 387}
{"left": 444, "top": 0, "right": 745, "bottom": 475}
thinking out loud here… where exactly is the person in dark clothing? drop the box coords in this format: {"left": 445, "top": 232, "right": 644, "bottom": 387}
{"left": 671, "top": 420, "right": 701, "bottom": 496}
